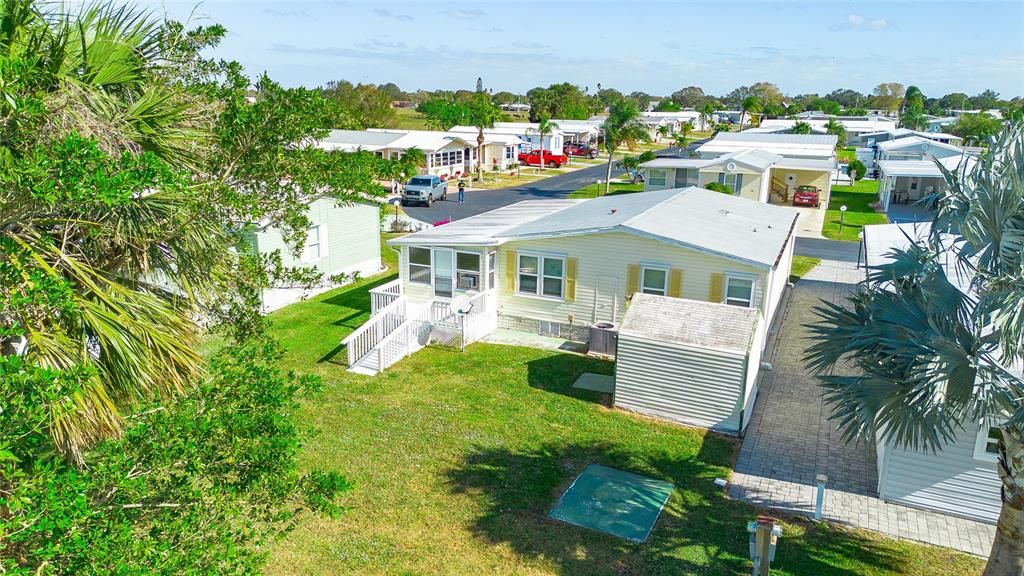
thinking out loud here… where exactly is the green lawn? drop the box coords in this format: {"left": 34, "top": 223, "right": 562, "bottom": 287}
{"left": 392, "top": 107, "right": 430, "bottom": 130}
{"left": 790, "top": 256, "right": 822, "bottom": 283}
{"left": 822, "top": 179, "right": 888, "bottom": 242}
{"left": 570, "top": 181, "right": 644, "bottom": 199}
{"left": 837, "top": 147, "right": 857, "bottom": 163}
{"left": 258, "top": 272, "right": 983, "bottom": 576}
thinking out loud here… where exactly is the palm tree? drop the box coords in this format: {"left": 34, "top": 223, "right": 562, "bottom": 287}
{"left": 900, "top": 104, "right": 929, "bottom": 131}
{"left": 698, "top": 102, "right": 716, "bottom": 132}
{"left": 674, "top": 121, "right": 693, "bottom": 157}
{"left": 529, "top": 116, "right": 559, "bottom": 172}
{"left": 804, "top": 124, "right": 1024, "bottom": 573}
{"left": 466, "top": 93, "right": 501, "bottom": 180}
{"left": 825, "top": 118, "right": 847, "bottom": 148}
{"left": 615, "top": 150, "right": 656, "bottom": 183}
{"left": 656, "top": 124, "right": 670, "bottom": 143}
{"left": 600, "top": 99, "right": 650, "bottom": 196}
{"left": 791, "top": 120, "right": 813, "bottom": 134}
{"left": 739, "top": 95, "right": 762, "bottom": 130}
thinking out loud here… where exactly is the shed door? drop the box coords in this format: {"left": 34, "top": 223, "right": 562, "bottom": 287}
{"left": 593, "top": 275, "right": 621, "bottom": 323}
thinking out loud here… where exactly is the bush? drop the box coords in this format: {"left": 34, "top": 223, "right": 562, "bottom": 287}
{"left": 848, "top": 159, "right": 867, "bottom": 181}
{"left": 705, "top": 182, "right": 733, "bottom": 194}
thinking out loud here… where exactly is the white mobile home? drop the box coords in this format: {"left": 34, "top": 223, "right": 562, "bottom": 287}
{"left": 862, "top": 223, "right": 1003, "bottom": 523}
{"left": 451, "top": 124, "right": 565, "bottom": 153}
{"left": 247, "top": 198, "right": 381, "bottom": 311}
{"left": 318, "top": 129, "right": 476, "bottom": 179}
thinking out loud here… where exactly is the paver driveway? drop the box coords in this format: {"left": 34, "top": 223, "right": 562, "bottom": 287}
{"left": 729, "top": 254, "right": 997, "bottom": 556}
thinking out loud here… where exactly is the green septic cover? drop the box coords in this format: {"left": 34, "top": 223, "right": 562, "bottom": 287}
{"left": 549, "top": 464, "right": 674, "bottom": 543}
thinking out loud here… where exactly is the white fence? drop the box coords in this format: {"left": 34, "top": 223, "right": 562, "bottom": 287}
{"left": 369, "top": 279, "right": 403, "bottom": 314}
{"left": 341, "top": 297, "right": 406, "bottom": 369}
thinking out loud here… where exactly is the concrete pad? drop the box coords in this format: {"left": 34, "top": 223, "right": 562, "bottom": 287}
{"left": 481, "top": 328, "right": 588, "bottom": 354}
{"left": 572, "top": 373, "right": 615, "bottom": 393}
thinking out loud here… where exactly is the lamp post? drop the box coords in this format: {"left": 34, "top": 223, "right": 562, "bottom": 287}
{"left": 839, "top": 204, "right": 848, "bottom": 237}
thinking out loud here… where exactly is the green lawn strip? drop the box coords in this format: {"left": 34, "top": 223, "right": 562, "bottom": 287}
{"left": 790, "top": 256, "right": 822, "bottom": 283}
{"left": 260, "top": 277, "right": 984, "bottom": 576}
{"left": 571, "top": 181, "right": 644, "bottom": 199}
{"left": 822, "top": 179, "right": 888, "bottom": 242}
{"left": 838, "top": 147, "right": 857, "bottom": 163}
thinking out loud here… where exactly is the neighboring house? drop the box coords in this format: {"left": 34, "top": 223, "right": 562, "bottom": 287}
{"left": 749, "top": 117, "right": 898, "bottom": 145}
{"left": 874, "top": 135, "right": 965, "bottom": 163}
{"left": 876, "top": 155, "right": 976, "bottom": 221}
{"left": 862, "top": 222, "right": 1003, "bottom": 524}
{"left": 246, "top": 198, "right": 381, "bottom": 312}
{"left": 926, "top": 116, "right": 959, "bottom": 133}
{"left": 491, "top": 120, "right": 602, "bottom": 145}
{"left": 640, "top": 110, "right": 712, "bottom": 134}
{"left": 859, "top": 128, "right": 963, "bottom": 148}
{"left": 346, "top": 188, "right": 799, "bottom": 391}
{"left": 317, "top": 129, "right": 476, "bottom": 179}
{"left": 451, "top": 124, "right": 565, "bottom": 153}
{"left": 649, "top": 133, "right": 837, "bottom": 208}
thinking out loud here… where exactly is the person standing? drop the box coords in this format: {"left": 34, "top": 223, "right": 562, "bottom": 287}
{"left": 457, "top": 179, "right": 466, "bottom": 204}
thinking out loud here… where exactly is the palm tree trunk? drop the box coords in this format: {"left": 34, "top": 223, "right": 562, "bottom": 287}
{"left": 604, "top": 145, "right": 614, "bottom": 196}
{"left": 983, "top": 427, "right": 1024, "bottom": 576}
{"left": 477, "top": 127, "right": 485, "bottom": 182}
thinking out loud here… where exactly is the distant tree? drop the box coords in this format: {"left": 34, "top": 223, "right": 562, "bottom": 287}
{"left": 847, "top": 158, "right": 866, "bottom": 181}
{"left": 656, "top": 124, "right": 670, "bottom": 142}
{"left": 841, "top": 107, "right": 868, "bottom": 116}
{"left": 950, "top": 112, "right": 1003, "bottom": 145}
{"left": 476, "top": 77, "right": 483, "bottom": 93}
{"left": 377, "top": 82, "right": 404, "bottom": 101}
{"left": 825, "top": 118, "right": 847, "bottom": 147}
{"left": 465, "top": 93, "right": 501, "bottom": 179}
{"left": 900, "top": 104, "right": 929, "bottom": 131}
{"left": 698, "top": 101, "right": 717, "bottom": 130}
{"left": 322, "top": 80, "right": 397, "bottom": 128}
{"left": 600, "top": 99, "right": 650, "bottom": 195}
{"left": 871, "top": 82, "right": 905, "bottom": 115}
{"left": 826, "top": 88, "right": 865, "bottom": 108}
{"left": 791, "top": 120, "right": 813, "bottom": 134}
{"left": 761, "top": 101, "right": 785, "bottom": 118}
{"left": 654, "top": 99, "right": 681, "bottom": 112}
{"left": 528, "top": 83, "right": 593, "bottom": 121}
{"left": 970, "top": 89, "right": 1001, "bottom": 110}
{"left": 705, "top": 182, "right": 732, "bottom": 194}
{"left": 529, "top": 117, "right": 560, "bottom": 172}
{"left": 739, "top": 95, "right": 762, "bottom": 129}
{"left": 616, "top": 150, "right": 657, "bottom": 183}
{"left": 724, "top": 85, "right": 752, "bottom": 108}
{"left": 790, "top": 93, "right": 821, "bottom": 112}
{"left": 670, "top": 85, "right": 706, "bottom": 108}
{"left": 903, "top": 85, "right": 925, "bottom": 113}
{"left": 674, "top": 122, "right": 692, "bottom": 156}
{"left": 628, "top": 91, "right": 653, "bottom": 111}
{"left": 814, "top": 99, "right": 842, "bottom": 116}
{"left": 749, "top": 81, "right": 783, "bottom": 105}
{"left": 597, "top": 87, "right": 625, "bottom": 109}
{"left": 492, "top": 91, "right": 519, "bottom": 106}
{"left": 418, "top": 98, "right": 468, "bottom": 130}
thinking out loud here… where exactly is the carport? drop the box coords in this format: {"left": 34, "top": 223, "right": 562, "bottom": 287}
{"left": 614, "top": 294, "right": 764, "bottom": 435}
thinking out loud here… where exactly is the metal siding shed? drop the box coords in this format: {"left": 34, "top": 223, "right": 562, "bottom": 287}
{"left": 614, "top": 294, "right": 760, "bottom": 434}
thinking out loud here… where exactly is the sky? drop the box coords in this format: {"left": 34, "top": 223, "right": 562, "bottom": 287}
{"left": 145, "top": 0, "right": 1024, "bottom": 98}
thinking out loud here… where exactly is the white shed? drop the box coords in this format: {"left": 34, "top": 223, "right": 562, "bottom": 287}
{"left": 614, "top": 294, "right": 764, "bottom": 435}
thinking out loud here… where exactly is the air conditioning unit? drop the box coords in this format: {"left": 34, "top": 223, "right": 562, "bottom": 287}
{"left": 589, "top": 322, "right": 618, "bottom": 356}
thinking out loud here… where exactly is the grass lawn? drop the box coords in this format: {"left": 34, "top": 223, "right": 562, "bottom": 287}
{"left": 393, "top": 107, "right": 430, "bottom": 130}
{"left": 258, "top": 271, "right": 984, "bottom": 576}
{"left": 571, "top": 181, "right": 644, "bottom": 199}
{"left": 789, "top": 256, "right": 822, "bottom": 283}
{"left": 822, "top": 179, "right": 888, "bottom": 242}
{"left": 838, "top": 147, "right": 857, "bottom": 163}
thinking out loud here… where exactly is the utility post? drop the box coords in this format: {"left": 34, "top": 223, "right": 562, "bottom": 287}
{"left": 748, "top": 516, "right": 782, "bottom": 576}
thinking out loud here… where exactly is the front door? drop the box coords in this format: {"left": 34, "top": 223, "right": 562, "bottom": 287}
{"left": 433, "top": 249, "right": 453, "bottom": 298}
{"left": 592, "top": 275, "right": 621, "bottom": 324}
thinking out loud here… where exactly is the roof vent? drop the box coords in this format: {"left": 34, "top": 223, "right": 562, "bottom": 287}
{"left": 725, "top": 161, "right": 738, "bottom": 172}
{"left": 610, "top": 208, "right": 618, "bottom": 214}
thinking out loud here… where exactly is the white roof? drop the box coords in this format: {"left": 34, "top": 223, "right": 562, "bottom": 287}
{"left": 861, "top": 128, "right": 963, "bottom": 142}
{"left": 504, "top": 187, "right": 798, "bottom": 269}
{"left": 316, "top": 129, "right": 403, "bottom": 152}
{"left": 877, "top": 155, "right": 976, "bottom": 178}
{"left": 643, "top": 149, "right": 832, "bottom": 173}
{"left": 620, "top": 294, "right": 758, "bottom": 354}
{"left": 876, "top": 135, "right": 965, "bottom": 154}
{"left": 452, "top": 125, "right": 566, "bottom": 138}
{"left": 758, "top": 117, "right": 897, "bottom": 134}
{"left": 862, "top": 222, "right": 969, "bottom": 293}
{"left": 388, "top": 199, "right": 581, "bottom": 246}
{"left": 365, "top": 129, "right": 471, "bottom": 152}
{"left": 493, "top": 120, "right": 600, "bottom": 135}
{"left": 697, "top": 133, "right": 838, "bottom": 160}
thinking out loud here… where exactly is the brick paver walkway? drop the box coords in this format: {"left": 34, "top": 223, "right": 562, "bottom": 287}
{"left": 729, "top": 256, "right": 997, "bottom": 556}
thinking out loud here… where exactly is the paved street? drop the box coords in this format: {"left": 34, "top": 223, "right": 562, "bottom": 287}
{"left": 728, "top": 256, "right": 996, "bottom": 556}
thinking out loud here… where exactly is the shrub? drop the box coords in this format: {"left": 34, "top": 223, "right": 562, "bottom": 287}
{"left": 848, "top": 159, "right": 867, "bottom": 181}
{"left": 705, "top": 182, "right": 733, "bottom": 194}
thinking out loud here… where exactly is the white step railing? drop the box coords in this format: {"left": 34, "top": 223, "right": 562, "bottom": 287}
{"left": 341, "top": 296, "right": 406, "bottom": 368}
{"left": 372, "top": 304, "right": 432, "bottom": 372}
{"left": 369, "top": 279, "right": 403, "bottom": 315}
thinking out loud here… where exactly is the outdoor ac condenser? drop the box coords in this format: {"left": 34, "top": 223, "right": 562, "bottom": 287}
{"left": 589, "top": 322, "right": 619, "bottom": 356}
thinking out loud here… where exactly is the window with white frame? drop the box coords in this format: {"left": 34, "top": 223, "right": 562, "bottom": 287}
{"left": 973, "top": 425, "right": 1001, "bottom": 462}
{"left": 641, "top": 266, "right": 668, "bottom": 296}
{"left": 456, "top": 251, "right": 481, "bottom": 291}
{"left": 723, "top": 173, "right": 738, "bottom": 193}
{"left": 487, "top": 251, "right": 496, "bottom": 290}
{"left": 724, "top": 275, "right": 754, "bottom": 307}
{"left": 409, "top": 247, "right": 432, "bottom": 285}
{"left": 517, "top": 253, "right": 564, "bottom": 299}
{"left": 301, "top": 225, "right": 323, "bottom": 262}
{"left": 648, "top": 169, "right": 667, "bottom": 187}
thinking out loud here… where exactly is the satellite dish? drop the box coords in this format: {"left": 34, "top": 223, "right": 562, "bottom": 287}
{"left": 450, "top": 293, "right": 475, "bottom": 314}
{"left": 785, "top": 173, "right": 798, "bottom": 185}
{"left": 725, "top": 161, "right": 737, "bottom": 172}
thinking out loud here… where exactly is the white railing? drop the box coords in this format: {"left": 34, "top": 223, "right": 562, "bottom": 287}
{"left": 462, "top": 292, "right": 497, "bottom": 345}
{"left": 373, "top": 304, "right": 432, "bottom": 372}
{"left": 341, "top": 296, "right": 406, "bottom": 368}
{"left": 369, "top": 279, "right": 403, "bottom": 315}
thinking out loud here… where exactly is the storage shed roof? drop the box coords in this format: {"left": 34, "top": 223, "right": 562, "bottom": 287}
{"left": 620, "top": 294, "right": 758, "bottom": 355}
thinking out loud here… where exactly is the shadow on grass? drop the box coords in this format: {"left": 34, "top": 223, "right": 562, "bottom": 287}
{"left": 445, "top": 439, "right": 915, "bottom": 576}
{"left": 311, "top": 273, "right": 398, "bottom": 365}
{"left": 525, "top": 353, "right": 614, "bottom": 406}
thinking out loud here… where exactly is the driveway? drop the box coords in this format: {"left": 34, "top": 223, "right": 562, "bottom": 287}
{"left": 728, "top": 256, "right": 996, "bottom": 556}
{"left": 402, "top": 144, "right": 698, "bottom": 223}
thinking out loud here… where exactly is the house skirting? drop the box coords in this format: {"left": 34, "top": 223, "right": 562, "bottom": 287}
{"left": 497, "top": 314, "right": 590, "bottom": 342}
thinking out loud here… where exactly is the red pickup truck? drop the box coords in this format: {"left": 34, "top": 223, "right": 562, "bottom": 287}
{"left": 518, "top": 150, "right": 569, "bottom": 168}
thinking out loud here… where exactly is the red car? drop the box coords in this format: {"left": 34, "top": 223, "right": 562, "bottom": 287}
{"left": 792, "top": 185, "right": 821, "bottom": 208}
{"left": 563, "top": 142, "right": 599, "bottom": 159}
{"left": 518, "top": 150, "right": 569, "bottom": 168}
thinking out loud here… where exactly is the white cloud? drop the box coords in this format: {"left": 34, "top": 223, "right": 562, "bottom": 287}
{"left": 834, "top": 14, "right": 890, "bottom": 32}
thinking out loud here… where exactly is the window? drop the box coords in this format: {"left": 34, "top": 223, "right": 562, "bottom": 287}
{"left": 488, "top": 251, "right": 496, "bottom": 290}
{"left": 648, "top": 169, "right": 667, "bottom": 187}
{"left": 678, "top": 168, "right": 699, "bottom": 187}
{"left": 724, "top": 275, "right": 754, "bottom": 307}
{"left": 973, "top": 426, "right": 1001, "bottom": 462}
{"left": 456, "top": 251, "right": 481, "bottom": 291}
{"left": 723, "top": 173, "right": 738, "bottom": 193}
{"left": 641, "top": 266, "right": 668, "bottom": 296}
{"left": 517, "top": 253, "right": 564, "bottom": 299}
{"left": 302, "top": 225, "right": 323, "bottom": 262}
{"left": 409, "top": 247, "right": 432, "bottom": 285}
